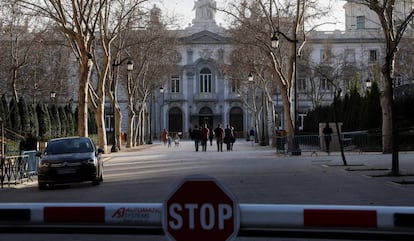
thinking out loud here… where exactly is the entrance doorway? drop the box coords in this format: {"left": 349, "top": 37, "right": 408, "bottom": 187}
{"left": 229, "top": 107, "right": 244, "bottom": 137}
{"left": 168, "top": 107, "right": 183, "bottom": 135}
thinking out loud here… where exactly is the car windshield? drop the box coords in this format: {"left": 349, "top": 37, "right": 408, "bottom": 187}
{"left": 45, "top": 139, "right": 93, "bottom": 155}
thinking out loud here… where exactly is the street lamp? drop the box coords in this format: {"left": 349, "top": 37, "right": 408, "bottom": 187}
{"left": 50, "top": 91, "right": 56, "bottom": 100}
{"left": 159, "top": 86, "right": 165, "bottom": 140}
{"left": 271, "top": 30, "right": 301, "bottom": 155}
{"left": 366, "top": 78, "right": 372, "bottom": 89}
{"left": 111, "top": 58, "right": 133, "bottom": 153}
{"left": 0, "top": 117, "right": 4, "bottom": 158}
{"left": 248, "top": 72, "right": 254, "bottom": 82}
{"left": 271, "top": 32, "right": 279, "bottom": 49}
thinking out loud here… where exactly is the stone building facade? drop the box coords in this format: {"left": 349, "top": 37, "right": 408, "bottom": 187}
{"left": 151, "top": 0, "right": 245, "bottom": 139}
{"left": 127, "top": 0, "right": 414, "bottom": 141}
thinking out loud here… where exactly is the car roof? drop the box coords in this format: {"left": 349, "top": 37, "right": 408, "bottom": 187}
{"left": 49, "top": 136, "right": 92, "bottom": 142}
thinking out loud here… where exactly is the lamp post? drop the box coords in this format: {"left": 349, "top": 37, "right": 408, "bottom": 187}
{"left": 0, "top": 117, "right": 4, "bottom": 158}
{"left": 271, "top": 30, "right": 301, "bottom": 155}
{"left": 248, "top": 73, "right": 268, "bottom": 145}
{"left": 111, "top": 58, "right": 133, "bottom": 153}
{"left": 159, "top": 86, "right": 165, "bottom": 140}
{"left": 148, "top": 94, "right": 153, "bottom": 144}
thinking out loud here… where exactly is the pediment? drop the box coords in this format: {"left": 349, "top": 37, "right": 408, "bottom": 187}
{"left": 182, "top": 30, "right": 229, "bottom": 44}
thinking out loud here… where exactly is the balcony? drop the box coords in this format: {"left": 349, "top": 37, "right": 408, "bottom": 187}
{"left": 193, "top": 93, "right": 217, "bottom": 102}
{"left": 164, "top": 93, "right": 186, "bottom": 103}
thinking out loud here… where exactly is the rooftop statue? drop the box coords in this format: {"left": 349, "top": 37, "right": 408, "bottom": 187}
{"left": 193, "top": 0, "right": 216, "bottom": 21}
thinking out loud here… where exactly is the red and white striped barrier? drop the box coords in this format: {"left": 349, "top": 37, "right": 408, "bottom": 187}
{"left": 0, "top": 203, "right": 413, "bottom": 238}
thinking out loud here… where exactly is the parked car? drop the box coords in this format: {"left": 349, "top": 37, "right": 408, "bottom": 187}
{"left": 38, "top": 137, "right": 104, "bottom": 190}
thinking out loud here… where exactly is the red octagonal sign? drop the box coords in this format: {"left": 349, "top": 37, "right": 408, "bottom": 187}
{"left": 163, "top": 175, "right": 240, "bottom": 241}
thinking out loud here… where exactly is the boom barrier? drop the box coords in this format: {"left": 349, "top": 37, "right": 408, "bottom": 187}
{"left": 0, "top": 203, "right": 413, "bottom": 240}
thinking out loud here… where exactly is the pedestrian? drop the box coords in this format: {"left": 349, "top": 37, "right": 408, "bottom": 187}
{"left": 192, "top": 125, "right": 201, "bottom": 152}
{"left": 189, "top": 128, "right": 193, "bottom": 140}
{"left": 323, "top": 122, "right": 333, "bottom": 155}
{"left": 224, "top": 124, "right": 233, "bottom": 151}
{"left": 167, "top": 135, "right": 172, "bottom": 148}
{"left": 19, "top": 136, "right": 26, "bottom": 155}
{"left": 249, "top": 127, "right": 255, "bottom": 146}
{"left": 173, "top": 133, "right": 180, "bottom": 147}
{"left": 230, "top": 125, "right": 236, "bottom": 150}
{"left": 162, "top": 129, "right": 168, "bottom": 145}
{"left": 23, "top": 133, "right": 38, "bottom": 151}
{"left": 200, "top": 124, "right": 209, "bottom": 152}
{"left": 214, "top": 124, "right": 224, "bottom": 152}
{"left": 209, "top": 126, "right": 214, "bottom": 146}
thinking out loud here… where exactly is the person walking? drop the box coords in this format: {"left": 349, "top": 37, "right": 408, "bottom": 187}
{"left": 214, "top": 124, "right": 224, "bottom": 152}
{"left": 249, "top": 127, "right": 255, "bottom": 146}
{"left": 230, "top": 125, "right": 236, "bottom": 150}
{"left": 209, "top": 126, "right": 214, "bottom": 146}
{"left": 200, "top": 124, "right": 209, "bottom": 152}
{"left": 323, "top": 122, "right": 333, "bottom": 155}
{"left": 192, "top": 125, "right": 201, "bottom": 152}
{"left": 224, "top": 124, "right": 233, "bottom": 151}
{"left": 162, "top": 129, "right": 168, "bottom": 145}
{"left": 23, "top": 133, "right": 38, "bottom": 151}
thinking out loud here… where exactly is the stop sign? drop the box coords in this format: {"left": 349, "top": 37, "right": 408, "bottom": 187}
{"left": 163, "top": 175, "right": 240, "bottom": 241}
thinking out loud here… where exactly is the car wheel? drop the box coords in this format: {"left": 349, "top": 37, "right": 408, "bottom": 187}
{"left": 92, "top": 172, "right": 101, "bottom": 186}
{"left": 38, "top": 183, "right": 47, "bottom": 190}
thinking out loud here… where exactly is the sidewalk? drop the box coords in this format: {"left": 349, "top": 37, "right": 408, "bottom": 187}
{"left": 108, "top": 138, "right": 414, "bottom": 174}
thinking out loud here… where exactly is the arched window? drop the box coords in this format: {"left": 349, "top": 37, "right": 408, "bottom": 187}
{"left": 199, "top": 68, "right": 212, "bottom": 93}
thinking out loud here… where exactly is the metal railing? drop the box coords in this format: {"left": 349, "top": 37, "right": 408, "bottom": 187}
{"left": 0, "top": 203, "right": 413, "bottom": 239}
{"left": 0, "top": 150, "right": 38, "bottom": 188}
{"left": 275, "top": 132, "right": 414, "bottom": 155}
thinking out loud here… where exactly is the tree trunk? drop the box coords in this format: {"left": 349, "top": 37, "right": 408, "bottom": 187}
{"left": 380, "top": 89, "right": 392, "bottom": 154}
{"left": 115, "top": 103, "right": 122, "bottom": 150}
{"left": 280, "top": 87, "right": 294, "bottom": 151}
{"left": 96, "top": 100, "right": 108, "bottom": 153}
{"left": 77, "top": 59, "right": 90, "bottom": 137}
{"left": 126, "top": 102, "right": 135, "bottom": 148}
{"left": 381, "top": 55, "right": 395, "bottom": 154}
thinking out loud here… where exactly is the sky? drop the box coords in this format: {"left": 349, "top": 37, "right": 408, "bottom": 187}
{"left": 159, "top": 0, "right": 346, "bottom": 31}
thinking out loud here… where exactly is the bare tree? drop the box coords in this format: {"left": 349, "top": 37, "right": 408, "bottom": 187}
{"left": 223, "top": 45, "right": 276, "bottom": 144}
{"left": 222, "top": 0, "right": 332, "bottom": 151}
{"left": 0, "top": 1, "right": 38, "bottom": 102}
{"left": 18, "top": 0, "right": 107, "bottom": 137}
{"left": 18, "top": 0, "right": 150, "bottom": 151}
{"left": 358, "top": 0, "right": 414, "bottom": 175}
{"left": 124, "top": 24, "right": 179, "bottom": 147}
{"left": 87, "top": 0, "right": 147, "bottom": 153}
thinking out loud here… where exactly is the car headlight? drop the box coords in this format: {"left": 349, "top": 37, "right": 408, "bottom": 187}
{"left": 39, "top": 160, "right": 50, "bottom": 167}
{"left": 82, "top": 159, "right": 97, "bottom": 165}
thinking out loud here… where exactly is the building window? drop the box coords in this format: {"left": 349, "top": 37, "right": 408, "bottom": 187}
{"left": 344, "top": 49, "right": 356, "bottom": 63}
{"left": 105, "top": 114, "right": 113, "bottom": 131}
{"left": 199, "top": 68, "right": 212, "bottom": 93}
{"left": 356, "top": 16, "right": 365, "bottom": 29}
{"left": 297, "top": 78, "right": 306, "bottom": 91}
{"left": 171, "top": 75, "right": 180, "bottom": 93}
{"left": 369, "top": 49, "right": 378, "bottom": 62}
{"left": 231, "top": 79, "right": 239, "bottom": 93}
{"left": 320, "top": 49, "right": 332, "bottom": 64}
{"left": 321, "top": 78, "right": 330, "bottom": 91}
